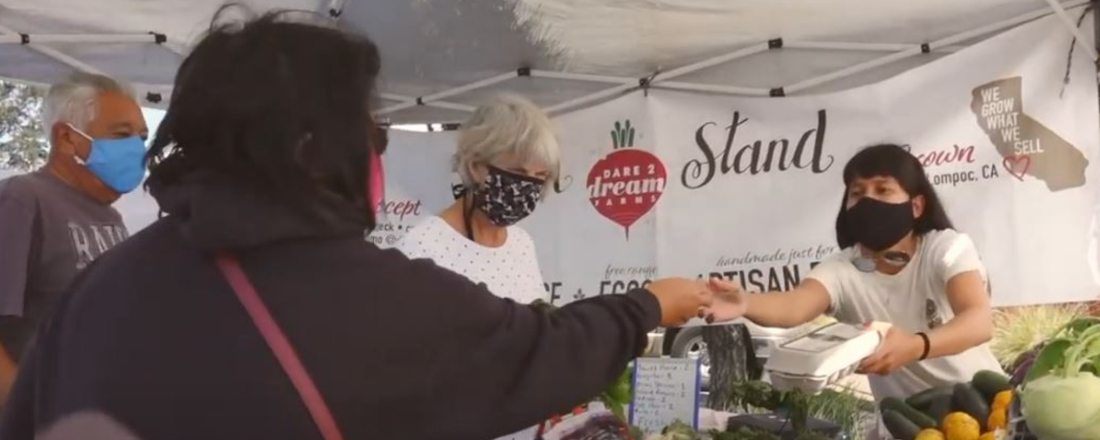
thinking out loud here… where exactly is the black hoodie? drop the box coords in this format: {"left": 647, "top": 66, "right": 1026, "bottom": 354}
{"left": 0, "top": 171, "right": 660, "bottom": 440}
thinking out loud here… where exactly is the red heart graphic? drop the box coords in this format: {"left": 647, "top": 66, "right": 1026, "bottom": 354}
{"left": 586, "top": 149, "right": 667, "bottom": 239}
{"left": 1003, "top": 154, "right": 1031, "bottom": 181}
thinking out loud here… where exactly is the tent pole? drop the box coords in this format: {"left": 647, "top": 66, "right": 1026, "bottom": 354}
{"left": 656, "top": 43, "right": 771, "bottom": 81}
{"left": 0, "top": 23, "right": 172, "bottom": 104}
{"left": 545, "top": 43, "right": 771, "bottom": 115}
{"left": 1093, "top": 0, "right": 1100, "bottom": 54}
{"left": 412, "top": 101, "right": 477, "bottom": 112}
{"left": 784, "top": 41, "right": 966, "bottom": 53}
{"left": 530, "top": 70, "right": 630, "bottom": 84}
{"left": 1045, "top": 0, "right": 1099, "bottom": 60}
{"left": 544, "top": 83, "right": 637, "bottom": 115}
{"left": 785, "top": 47, "right": 924, "bottom": 94}
{"left": 160, "top": 40, "right": 190, "bottom": 58}
{"left": 1094, "top": 1, "right": 1100, "bottom": 86}
{"left": 0, "top": 33, "right": 159, "bottom": 45}
{"left": 530, "top": 41, "right": 963, "bottom": 87}
{"left": 376, "top": 71, "right": 518, "bottom": 115}
{"left": 379, "top": 93, "right": 475, "bottom": 113}
{"left": 533, "top": 70, "right": 772, "bottom": 96}
{"left": 1, "top": 36, "right": 108, "bottom": 76}
{"left": 535, "top": 43, "right": 959, "bottom": 97}
{"left": 653, "top": 81, "right": 770, "bottom": 96}
{"left": 0, "top": 25, "right": 185, "bottom": 60}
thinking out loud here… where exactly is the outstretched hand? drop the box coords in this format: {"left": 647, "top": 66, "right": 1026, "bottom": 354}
{"left": 702, "top": 278, "right": 748, "bottom": 324}
{"left": 646, "top": 278, "right": 713, "bottom": 327}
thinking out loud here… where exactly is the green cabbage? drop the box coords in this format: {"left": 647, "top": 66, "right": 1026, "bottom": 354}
{"left": 1021, "top": 318, "right": 1100, "bottom": 440}
{"left": 1022, "top": 374, "right": 1100, "bottom": 440}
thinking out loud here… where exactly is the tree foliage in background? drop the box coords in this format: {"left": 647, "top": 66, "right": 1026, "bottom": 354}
{"left": 0, "top": 80, "right": 48, "bottom": 171}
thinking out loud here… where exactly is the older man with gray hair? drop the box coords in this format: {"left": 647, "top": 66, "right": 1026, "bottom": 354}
{"left": 0, "top": 72, "right": 147, "bottom": 402}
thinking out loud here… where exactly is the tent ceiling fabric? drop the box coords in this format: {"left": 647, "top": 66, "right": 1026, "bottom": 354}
{"left": 0, "top": 0, "right": 1092, "bottom": 123}
{"left": 510, "top": 0, "right": 1053, "bottom": 73}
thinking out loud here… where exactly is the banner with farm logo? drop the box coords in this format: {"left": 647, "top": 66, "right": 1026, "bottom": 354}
{"left": 524, "top": 94, "right": 662, "bottom": 304}
{"left": 373, "top": 14, "right": 1099, "bottom": 307}
{"left": 526, "top": 14, "right": 1100, "bottom": 307}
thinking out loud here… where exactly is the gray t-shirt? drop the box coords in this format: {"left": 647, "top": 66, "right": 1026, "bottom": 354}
{"left": 0, "top": 171, "right": 128, "bottom": 361}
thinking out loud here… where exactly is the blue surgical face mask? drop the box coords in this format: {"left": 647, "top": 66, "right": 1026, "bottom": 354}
{"left": 68, "top": 124, "right": 147, "bottom": 194}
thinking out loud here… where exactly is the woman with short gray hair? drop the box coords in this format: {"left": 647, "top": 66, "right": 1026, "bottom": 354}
{"left": 451, "top": 94, "right": 560, "bottom": 223}
{"left": 397, "top": 94, "right": 561, "bottom": 440}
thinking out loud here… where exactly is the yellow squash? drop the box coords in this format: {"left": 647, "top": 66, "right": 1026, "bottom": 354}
{"left": 916, "top": 428, "right": 946, "bottom": 440}
{"left": 943, "top": 412, "right": 981, "bottom": 440}
{"left": 987, "top": 407, "right": 1008, "bottom": 431}
{"left": 991, "top": 390, "right": 1013, "bottom": 411}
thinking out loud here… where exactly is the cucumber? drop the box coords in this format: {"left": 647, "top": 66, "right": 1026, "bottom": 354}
{"left": 881, "top": 397, "right": 937, "bottom": 430}
{"left": 906, "top": 385, "right": 954, "bottom": 410}
{"left": 883, "top": 409, "right": 922, "bottom": 440}
{"left": 926, "top": 394, "right": 953, "bottom": 425}
{"left": 953, "top": 383, "right": 990, "bottom": 431}
{"left": 971, "top": 370, "right": 1012, "bottom": 403}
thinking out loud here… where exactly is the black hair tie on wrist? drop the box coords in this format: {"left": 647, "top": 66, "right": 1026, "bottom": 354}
{"left": 916, "top": 332, "right": 931, "bottom": 361}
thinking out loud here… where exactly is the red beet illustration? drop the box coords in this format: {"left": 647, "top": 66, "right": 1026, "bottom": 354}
{"left": 586, "top": 149, "right": 667, "bottom": 239}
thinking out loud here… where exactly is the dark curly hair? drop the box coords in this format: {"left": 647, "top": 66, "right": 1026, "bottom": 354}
{"left": 145, "top": 6, "right": 388, "bottom": 227}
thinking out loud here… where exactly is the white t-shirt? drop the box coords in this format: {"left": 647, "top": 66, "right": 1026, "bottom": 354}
{"left": 396, "top": 216, "right": 548, "bottom": 440}
{"left": 806, "top": 229, "right": 1003, "bottom": 402}
{"left": 396, "top": 216, "right": 548, "bottom": 305}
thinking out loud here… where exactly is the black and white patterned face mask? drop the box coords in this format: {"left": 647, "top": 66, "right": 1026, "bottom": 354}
{"left": 471, "top": 165, "right": 545, "bottom": 226}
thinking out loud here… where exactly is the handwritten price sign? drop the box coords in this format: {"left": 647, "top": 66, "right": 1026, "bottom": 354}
{"left": 629, "top": 357, "right": 701, "bottom": 433}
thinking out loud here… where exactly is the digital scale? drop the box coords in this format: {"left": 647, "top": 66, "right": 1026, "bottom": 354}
{"left": 764, "top": 322, "right": 883, "bottom": 393}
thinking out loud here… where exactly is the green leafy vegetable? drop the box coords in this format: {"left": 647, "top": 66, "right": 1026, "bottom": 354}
{"left": 662, "top": 420, "right": 699, "bottom": 439}
{"left": 600, "top": 367, "right": 633, "bottom": 421}
{"left": 1062, "top": 317, "right": 1100, "bottom": 335}
{"left": 726, "top": 380, "right": 870, "bottom": 439}
{"left": 1026, "top": 338, "right": 1073, "bottom": 383}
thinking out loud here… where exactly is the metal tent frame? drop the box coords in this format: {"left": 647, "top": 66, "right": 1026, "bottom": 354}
{"left": 375, "top": 0, "right": 1096, "bottom": 122}
{"left": 0, "top": 0, "right": 1094, "bottom": 127}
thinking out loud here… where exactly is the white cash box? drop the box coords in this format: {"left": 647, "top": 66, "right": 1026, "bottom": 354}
{"left": 764, "top": 322, "right": 882, "bottom": 394}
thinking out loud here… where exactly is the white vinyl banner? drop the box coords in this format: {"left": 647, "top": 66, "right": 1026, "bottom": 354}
{"left": 377, "top": 15, "right": 1100, "bottom": 307}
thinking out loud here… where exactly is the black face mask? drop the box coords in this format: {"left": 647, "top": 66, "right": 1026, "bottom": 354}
{"left": 462, "top": 166, "right": 544, "bottom": 228}
{"left": 844, "top": 197, "right": 915, "bottom": 252}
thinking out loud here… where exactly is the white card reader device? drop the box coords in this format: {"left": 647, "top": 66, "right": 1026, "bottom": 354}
{"left": 764, "top": 322, "right": 882, "bottom": 394}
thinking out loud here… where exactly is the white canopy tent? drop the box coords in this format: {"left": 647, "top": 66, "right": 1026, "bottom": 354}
{"left": 2, "top": 1, "right": 1100, "bottom": 309}
{"left": 0, "top": 0, "right": 1097, "bottom": 125}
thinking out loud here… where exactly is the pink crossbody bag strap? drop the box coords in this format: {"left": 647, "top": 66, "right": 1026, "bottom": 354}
{"left": 215, "top": 253, "right": 346, "bottom": 440}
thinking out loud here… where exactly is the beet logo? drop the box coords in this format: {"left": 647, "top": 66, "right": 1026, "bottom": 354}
{"left": 587, "top": 120, "right": 667, "bottom": 238}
